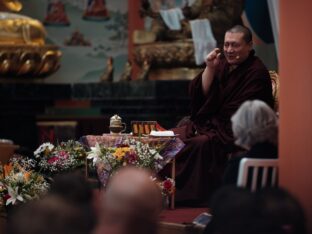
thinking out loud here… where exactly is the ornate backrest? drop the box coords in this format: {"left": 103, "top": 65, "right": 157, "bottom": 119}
{"left": 269, "top": 70, "right": 280, "bottom": 111}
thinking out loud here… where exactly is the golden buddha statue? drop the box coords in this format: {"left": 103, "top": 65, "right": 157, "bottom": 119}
{"left": 0, "top": 0, "right": 61, "bottom": 77}
{"left": 0, "top": 0, "right": 22, "bottom": 12}
{"left": 0, "top": 0, "right": 46, "bottom": 45}
{"left": 0, "top": 12, "right": 46, "bottom": 45}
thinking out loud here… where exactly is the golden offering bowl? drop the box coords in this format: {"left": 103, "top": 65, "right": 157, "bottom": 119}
{"left": 0, "top": 44, "right": 61, "bottom": 77}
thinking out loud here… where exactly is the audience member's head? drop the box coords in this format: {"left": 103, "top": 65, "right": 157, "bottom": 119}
{"left": 50, "top": 171, "right": 93, "bottom": 204}
{"left": 231, "top": 100, "right": 278, "bottom": 149}
{"left": 49, "top": 172, "right": 96, "bottom": 232}
{"left": 255, "top": 187, "right": 306, "bottom": 234}
{"left": 204, "top": 186, "right": 306, "bottom": 234}
{"left": 7, "top": 195, "right": 90, "bottom": 234}
{"left": 204, "top": 185, "right": 257, "bottom": 234}
{"left": 95, "top": 166, "right": 162, "bottom": 234}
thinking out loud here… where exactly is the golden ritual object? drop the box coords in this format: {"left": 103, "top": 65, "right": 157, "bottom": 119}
{"left": 0, "top": 1, "right": 61, "bottom": 78}
{"left": 109, "top": 114, "right": 126, "bottom": 134}
{"left": 269, "top": 70, "right": 280, "bottom": 111}
{"left": 134, "top": 40, "right": 202, "bottom": 80}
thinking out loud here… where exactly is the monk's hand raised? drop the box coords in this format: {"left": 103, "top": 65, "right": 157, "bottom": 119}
{"left": 205, "top": 48, "right": 221, "bottom": 69}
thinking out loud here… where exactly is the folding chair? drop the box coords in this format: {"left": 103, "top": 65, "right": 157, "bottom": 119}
{"left": 237, "top": 158, "right": 278, "bottom": 191}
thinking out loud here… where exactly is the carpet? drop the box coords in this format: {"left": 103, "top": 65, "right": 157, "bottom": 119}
{"left": 160, "top": 207, "right": 208, "bottom": 224}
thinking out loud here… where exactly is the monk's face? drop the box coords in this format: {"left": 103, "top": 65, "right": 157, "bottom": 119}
{"left": 223, "top": 32, "right": 252, "bottom": 65}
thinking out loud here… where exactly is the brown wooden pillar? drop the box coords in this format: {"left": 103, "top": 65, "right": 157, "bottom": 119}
{"left": 279, "top": 0, "right": 312, "bottom": 232}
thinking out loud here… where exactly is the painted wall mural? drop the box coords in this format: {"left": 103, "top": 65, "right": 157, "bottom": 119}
{"left": 20, "top": 0, "right": 128, "bottom": 83}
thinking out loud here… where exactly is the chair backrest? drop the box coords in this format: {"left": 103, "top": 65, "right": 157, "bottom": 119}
{"left": 237, "top": 158, "right": 278, "bottom": 192}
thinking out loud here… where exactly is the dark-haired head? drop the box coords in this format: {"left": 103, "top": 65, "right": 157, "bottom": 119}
{"left": 226, "top": 25, "right": 253, "bottom": 44}
{"left": 255, "top": 187, "right": 307, "bottom": 234}
{"left": 204, "top": 186, "right": 257, "bottom": 234}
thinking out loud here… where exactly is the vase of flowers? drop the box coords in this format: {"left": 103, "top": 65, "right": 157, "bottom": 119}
{"left": 0, "top": 157, "right": 49, "bottom": 215}
{"left": 34, "top": 140, "right": 87, "bottom": 176}
{"left": 87, "top": 138, "right": 165, "bottom": 187}
{"left": 157, "top": 177, "right": 175, "bottom": 209}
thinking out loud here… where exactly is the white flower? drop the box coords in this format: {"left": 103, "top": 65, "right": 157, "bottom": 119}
{"left": 6, "top": 186, "right": 24, "bottom": 205}
{"left": 87, "top": 142, "right": 102, "bottom": 166}
{"left": 154, "top": 153, "right": 163, "bottom": 160}
{"left": 15, "top": 172, "right": 25, "bottom": 183}
{"left": 34, "top": 143, "right": 54, "bottom": 158}
{"left": 156, "top": 163, "right": 163, "bottom": 170}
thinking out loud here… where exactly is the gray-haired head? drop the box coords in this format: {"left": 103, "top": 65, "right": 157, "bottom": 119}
{"left": 231, "top": 100, "right": 278, "bottom": 149}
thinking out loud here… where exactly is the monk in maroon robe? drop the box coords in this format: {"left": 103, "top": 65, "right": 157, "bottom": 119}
{"left": 171, "top": 25, "right": 274, "bottom": 205}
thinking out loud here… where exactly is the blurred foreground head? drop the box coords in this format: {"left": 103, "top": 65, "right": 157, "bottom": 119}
{"left": 255, "top": 187, "right": 307, "bottom": 234}
{"left": 204, "top": 186, "right": 256, "bottom": 234}
{"left": 50, "top": 171, "right": 93, "bottom": 204}
{"left": 7, "top": 195, "right": 90, "bottom": 234}
{"left": 95, "top": 166, "right": 162, "bottom": 234}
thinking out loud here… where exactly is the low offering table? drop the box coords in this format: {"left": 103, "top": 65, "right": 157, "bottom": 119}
{"left": 81, "top": 134, "right": 185, "bottom": 209}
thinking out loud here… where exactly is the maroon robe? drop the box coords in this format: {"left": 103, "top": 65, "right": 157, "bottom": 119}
{"left": 171, "top": 51, "right": 274, "bottom": 205}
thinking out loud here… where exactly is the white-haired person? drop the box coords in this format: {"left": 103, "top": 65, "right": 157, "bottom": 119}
{"left": 223, "top": 99, "right": 278, "bottom": 185}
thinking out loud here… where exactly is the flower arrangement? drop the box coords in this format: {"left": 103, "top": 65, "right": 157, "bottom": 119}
{"left": 87, "top": 138, "right": 165, "bottom": 186}
{"left": 88, "top": 138, "right": 164, "bottom": 171}
{"left": 0, "top": 157, "right": 49, "bottom": 210}
{"left": 157, "top": 177, "right": 175, "bottom": 197}
{"left": 34, "top": 140, "right": 87, "bottom": 174}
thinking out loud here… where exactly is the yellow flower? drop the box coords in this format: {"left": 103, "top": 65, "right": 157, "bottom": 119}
{"left": 113, "top": 148, "right": 125, "bottom": 161}
{"left": 121, "top": 147, "right": 130, "bottom": 153}
{"left": 113, "top": 147, "right": 130, "bottom": 161}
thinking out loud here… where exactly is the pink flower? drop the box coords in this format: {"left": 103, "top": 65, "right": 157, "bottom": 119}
{"left": 58, "top": 151, "right": 69, "bottom": 159}
{"left": 48, "top": 156, "right": 59, "bottom": 164}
